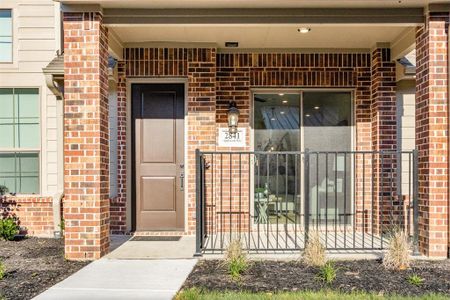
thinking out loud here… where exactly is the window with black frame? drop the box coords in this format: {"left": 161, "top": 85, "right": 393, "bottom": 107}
{"left": 253, "top": 91, "right": 353, "bottom": 226}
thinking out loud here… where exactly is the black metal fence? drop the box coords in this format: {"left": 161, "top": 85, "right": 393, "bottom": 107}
{"left": 195, "top": 149, "right": 418, "bottom": 255}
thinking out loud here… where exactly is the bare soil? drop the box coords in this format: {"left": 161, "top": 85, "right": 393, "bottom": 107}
{"left": 0, "top": 237, "right": 88, "bottom": 300}
{"left": 183, "top": 259, "right": 450, "bottom": 297}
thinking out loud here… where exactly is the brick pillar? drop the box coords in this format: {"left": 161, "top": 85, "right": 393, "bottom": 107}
{"left": 187, "top": 48, "right": 217, "bottom": 233}
{"left": 63, "top": 12, "right": 110, "bottom": 260}
{"left": 371, "top": 47, "right": 397, "bottom": 235}
{"left": 111, "top": 61, "right": 127, "bottom": 233}
{"left": 416, "top": 12, "right": 449, "bottom": 257}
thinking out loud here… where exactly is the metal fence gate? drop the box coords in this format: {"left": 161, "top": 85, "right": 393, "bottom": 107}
{"left": 195, "top": 149, "right": 418, "bottom": 254}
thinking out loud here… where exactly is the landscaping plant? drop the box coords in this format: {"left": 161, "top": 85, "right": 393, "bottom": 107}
{"left": 0, "top": 185, "right": 7, "bottom": 196}
{"left": 383, "top": 228, "right": 410, "bottom": 270}
{"left": 0, "top": 217, "right": 19, "bottom": 241}
{"left": 317, "top": 261, "right": 337, "bottom": 284}
{"left": 0, "top": 260, "right": 4, "bottom": 280}
{"left": 303, "top": 230, "right": 326, "bottom": 267}
{"left": 223, "top": 239, "right": 249, "bottom": 281}
{"left": 408, "top": 274, "right": 424, "bottom": 287}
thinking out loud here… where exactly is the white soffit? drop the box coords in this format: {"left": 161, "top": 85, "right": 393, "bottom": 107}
{"left": 110, "top": 24, "right": 412, "bottom": 50}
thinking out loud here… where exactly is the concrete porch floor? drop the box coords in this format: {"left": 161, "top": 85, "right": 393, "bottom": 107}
{"left": 106, "top": 235, "right": 197, "bottom": 259}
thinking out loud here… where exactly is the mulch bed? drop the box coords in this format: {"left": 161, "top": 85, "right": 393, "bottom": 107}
{"left": 0, "top": 237, "right": 88, "bottom": 300}
{"left": 183, "top": 259, "right": 450, "bottom": 297}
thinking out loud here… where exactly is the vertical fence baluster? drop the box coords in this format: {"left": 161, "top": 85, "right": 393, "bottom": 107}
{"left": 210, "top": 153, "right": 217, "bottom": 249}
{"left": 412, "top": 148, "right": 420, "bottom": 255}
{"left": 195, "top": 149, "right": 202, "bottom": 256}
{"left": 276, "top": 153, "right": 279, "bottom": 249}
{"left": 248, "top": 153, "right": 251, "bottom": 250}
{"left": 334, "top": 152, "right": 338, "bottom": 249}
{"left": 266, "top": 153, "right": 270, "bottom": 249}
{"left": 294, "top": 153, "right": 298, "bottom": 249}
{"left": 344, "top": 152, "right": 347, "bottom": 249}
{"left": 285, "top": 153, "right": 289, "bottom": 249}
{"left": 371, "top": 152, "right": 375, "bottom": 249}
{"left": 316, "top": 153, "right": 319, "bottom": 230}
{"left": 220, "top": 153, "right": 223, "bottom": 250}
{"left": 304, "top": 149, "right": 310, "bottom": 245}
{"left": 353, "top": 152, "right": 356, "bottom": 249}
{"left": 229, "top": 153, "right": 232, "bottom": 245}
{"left": 325, "top": 152, "right": 328, "bottom": 247}
{"left": 362, "top": 152, "right": 365, "bottom": 249}
{"left": 380, "top": 151, "right": 384, "bottom": 249}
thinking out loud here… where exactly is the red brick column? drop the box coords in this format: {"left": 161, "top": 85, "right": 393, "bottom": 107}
{"left": 416, "top": 12, "right": 449, "bottom": 257}
{"left": 371, "top": 47, "right": 397, "bottom": 235}
{"left": 187, "top": 49, "right": 217, "bottom": 233}
{"left": 111, "top": 61, "right": 127, "bottom": 233}
{"left": 63, "top": 12, "right": 110, "bottom": 260}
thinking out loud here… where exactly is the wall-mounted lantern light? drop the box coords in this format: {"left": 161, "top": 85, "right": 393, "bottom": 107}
{"left": 227, "top": 101, "right": 240, "bottom": 135}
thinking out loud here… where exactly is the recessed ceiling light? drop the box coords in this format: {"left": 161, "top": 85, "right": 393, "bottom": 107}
{"left": 271, "top": 117, "right": 276, "bottom": 121}
{"left": 278, "top": 93, "right": 284, "bottom": 96}
{"left": 305, "top": 114, "right": 311, "bottom": 117}
{"left": 314, "top": 106, "right": 320, "bottom": 110}
{"left": 282, "top": 100, "right": 288, "bottom": 104}
{"left": 298, "top": 27, "right": 311, "bottom": 34}
{"left": 280, "top": 111, "right": 285, "bottom": 114}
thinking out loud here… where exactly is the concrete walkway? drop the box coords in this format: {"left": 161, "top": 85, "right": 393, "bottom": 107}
{"left": 34, "top": 236, "right": 197, "bottom": 300}
{"left": 34, "top": 258, "right": 197, "bottom": 300}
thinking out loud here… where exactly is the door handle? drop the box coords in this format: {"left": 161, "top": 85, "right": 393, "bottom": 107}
{"left": 180, "top": 172, "right": 184, "bottom": 191}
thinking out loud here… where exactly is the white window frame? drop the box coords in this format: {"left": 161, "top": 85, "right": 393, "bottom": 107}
{"left": 0, "top": 8, "right": 13, "bottom": 64}
{"left": 0, "top": 87, "right": 41, "bottom": 195}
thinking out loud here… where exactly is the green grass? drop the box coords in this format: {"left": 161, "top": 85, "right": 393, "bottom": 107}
{"left": 176, "top": 288, "right": 450, "bottom": 300}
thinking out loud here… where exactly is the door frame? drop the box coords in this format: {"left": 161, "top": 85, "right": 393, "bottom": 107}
{"left": 126, "top": 78, "right": 189, "bottom": 232}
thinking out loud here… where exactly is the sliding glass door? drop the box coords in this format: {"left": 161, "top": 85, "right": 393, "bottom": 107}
{"left": 252, "top": 91, "right": 353, "bottom": 225}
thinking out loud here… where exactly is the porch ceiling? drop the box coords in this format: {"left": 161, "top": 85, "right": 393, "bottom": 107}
{"left": 58, "top": 0, "right": 442, "bottom": 9}
{"left": 110, "top": 25, "right": 413, "bottom": 50}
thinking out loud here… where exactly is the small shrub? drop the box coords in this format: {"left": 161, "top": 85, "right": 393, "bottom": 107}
{"left": 0, "top": 261, "right": 4, "bottom": 280}
{"left": 223, "top": 239, "right": 249, "bottom": 281}
{"left": 59, "top": 218, "right": 65, "bottom": 232}
{"left": 0, "top": 217, "right": 19, "bottom": 241}
{"left": 408, "top": 274, "right": 424, "bottom": 287}
{"left": 383, "top": 229, "right": 410, "bottom": 270}
{"left": 0, "top": 185, "right": 7, "bottom": 196}
{"left": 317, "top": 261, "right": 337, "bottom": 284}
{"left": 303, "top": 230, "right": 326, "bottom": 267}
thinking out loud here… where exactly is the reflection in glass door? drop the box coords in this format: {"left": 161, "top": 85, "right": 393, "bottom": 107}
{"left": 253, "top": 93, "right": 301, "bottom": 225}
{"left": 252, "top": 91, "right": 353, "bottom": 226}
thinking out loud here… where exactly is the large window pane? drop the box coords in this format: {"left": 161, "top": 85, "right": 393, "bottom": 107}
{"left": 254, "top": 93, "right": 301, "bottom": 152}
{"left": 253, "top": 93, "right": 301, "bottom": 225}
{"left": 303, "top": 92, "right": 353, "bottom": 225}
{"left": 0, "top": 88, "right": 40, "bottom": 149}
{"left": 0, "top": 152, "right": 39, "bottom": 194}
{"left": 0, "top": 88, "right": 40, "bottom": 195}
{"left": 0, "top": 10, "right": 12, "bottom": 62}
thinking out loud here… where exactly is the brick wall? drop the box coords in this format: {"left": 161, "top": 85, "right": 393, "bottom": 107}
{"left": 63, "top": 12, "right": 110, "bottom": 260}
{"left": 123, "top": 48, "right": 217, "bottom": 234}
{"left": 371, "top": 47, "right": 397, "bottom": 235}
{"left": 1, "top": 196, "right": 55, "bottom": 237}
{"left": 416, "top": 12, "right": 450, "bottom": 257}
{"left": 110, "top": 61, "right": 127, "bottom": 233}
{"left": 120, "top": 50, "right": 374, "bottom": 235}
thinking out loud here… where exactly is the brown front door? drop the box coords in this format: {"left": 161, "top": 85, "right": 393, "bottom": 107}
{"left": 132, "top": 83, "right": 185, "bottom": 231}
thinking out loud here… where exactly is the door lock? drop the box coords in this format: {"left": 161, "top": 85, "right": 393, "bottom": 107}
{"left": 180, "top": 172, "right": 184, "bottom": 191}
